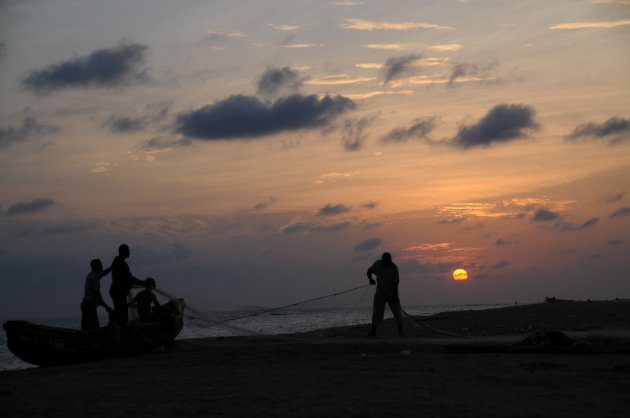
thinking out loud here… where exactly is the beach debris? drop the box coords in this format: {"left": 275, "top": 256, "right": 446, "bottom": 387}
{"left": 520, "top": 330, "right": 575, "bottom": 347}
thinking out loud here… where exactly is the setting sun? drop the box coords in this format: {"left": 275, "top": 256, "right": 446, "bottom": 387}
{"left": 453, "top": 269, "right": 468, "bottom": 281}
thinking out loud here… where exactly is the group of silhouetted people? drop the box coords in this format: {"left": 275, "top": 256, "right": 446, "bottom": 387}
{"left": 81, "top": 244, "right": 161, "bottom": 330}
{"left": 82, "top": 245, "right": 405, "bottom": 337}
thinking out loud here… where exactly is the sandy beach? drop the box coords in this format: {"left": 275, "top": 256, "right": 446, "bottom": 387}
{"left": 2, "top": 300, "right": 630, "bottom": 417}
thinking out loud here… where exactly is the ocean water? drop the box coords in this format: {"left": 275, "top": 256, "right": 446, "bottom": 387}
{"left": 0, "top": 303, "right": 507, "bottom": 371}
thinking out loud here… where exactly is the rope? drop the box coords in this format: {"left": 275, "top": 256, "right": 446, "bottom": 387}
{"left": 153, "top": 284, "right": 370, "bottom": 335}
{"left": 221, "top": 284, "right": 371, "bottom": 322}
{"left": 400, "top": 308, "right": 466, "bottom": 338}
{"left": 151, "top": 282, "right": 465, "bottom": 339}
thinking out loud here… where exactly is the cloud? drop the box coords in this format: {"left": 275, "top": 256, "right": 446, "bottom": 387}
{"left": 345, "top": 90, "right": 415, "bottom": 100}
{"left": 304, "top": 75, "right": 376, "bottom": 85}
{"left": 556, "top": 217, "right": 599, "bottom": 231}
{"left": 281, "top": 44, "right": 316, "bottom": 49}
{"left": 254, "top": 197, "right": 276, "bottom": 210}
{"left": 176, "top": 94, "right": 355, "bottom": 140}
{"left": 311, "top": 222, "right": 352, "bottom": 232}
{"left": 362, "top": 201, "right": 378, "bottom": 209}
{"left": 340, "top": 18, "right": 454, "bottom": 31}
{"left": 496, "top": 238, "right": 517, "bottom": 245}
{"left": 256, "top": 67, "right": 303, "bottom": 98}
{"left": 21, "top": 42, "right": 149, "bottom": 92}
{"left": 90, "top": 162, "right": 115, "bottom": 173}
{"left": 341, "top": 116, "right": 373, "bottom": 151}
{"left": 104, "top": 102, "right": 171, "bottom": 134}
{"left": 532, "top": 208, "right": 560, "bottom": 221}
{"left": 353, "top": 238, "right": 383, "bottom": 252}
{"left": 401, "top": 259, "right": 458, "bottom": 276}
{"left": 550, "top": 19, "right": 630, "bottom": 30}
{"left": 366, "top": 43, "right": 462, "bottom": 51}
{"left": 448, "top": 62, "right": 496, "bottom": 86}
{"left": 494, "top": 260, "right": 510, "bottom": 269}
{"left": 566, "top": 116, "right": 630, "bottom": 145}
{"left": 380, "top": 117, "right": 438, "bottom": 143}
{"left": 142, "top": 136, "right": 192, "bottom": 151}
{"left": 606, "top": 239, "right": 624, "bottom": 245}
{"left": 406, "top": 243, "right": 450, "bottom": 252}
{"left": 5, "top": 198, "right": 55, "bottom": 216}
{"left": 105, "top": 116, "right": 146, "bottom": 133}
{"left": 611, "top": 207, "right": 630, "bottom": 218}
{"left": 575, "top": 218, "right": 599, "bottom": 230}
{"left": 381, "top": 54, "right": 423, "bottom": 84}
{"left": 436, "top": 217, "right": 466, "bottom": 225}
{"left": 0, "top": 117, "right": 61, "bottom": 149}
{"left": 388, "top": 74, "right": 494, "bottom": 88}
{"left": 452, "top": 104, "right": 539, "bottom": 148}
{"left": 606, "top": 191, "right": 625, "bottom": 202}
{"left": 268, "top": 24, "right": 299, "bottom": 31}
{"left": 318, "top": 203, "right": 351, "bottom": 216}
{"left": 280, "top": 220, "right": 352, "bottom": 234}
{"left": 205, "top": 31, "right": 246, "bottom": 41}
{"left": 281, "top": 222, "right": 309, "bottom": 234}
{"left": 314, "top": 171, "right": 355, "bottom": 185}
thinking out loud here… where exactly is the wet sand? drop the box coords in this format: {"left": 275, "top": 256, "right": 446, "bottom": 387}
{"left": 1, "top": 300, "right": 630, "bottom": 417}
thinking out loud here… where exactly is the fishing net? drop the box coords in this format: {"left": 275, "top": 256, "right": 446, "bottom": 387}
{"left": 152, "top": 285, "right": 377, "bottom": 338}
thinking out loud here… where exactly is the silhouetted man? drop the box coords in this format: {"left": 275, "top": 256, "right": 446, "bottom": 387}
{"left": 367, "top": 252, "right": 403, "bottom": 337}
{"left": 110, "top": 244, "right": 146, "bottom": 325}
{"left": 81, "top": 258, "right": 114, "bottom": 330}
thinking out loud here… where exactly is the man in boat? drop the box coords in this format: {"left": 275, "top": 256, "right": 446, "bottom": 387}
{"left": 130, "top": 277, "right": 161, "bottom": 322}
{"left": 366, "top": 252, "right": 403, "bottom": 337}
{"left": 110, "top": 244, "right": 147, "bottom": 326}
{"left": 81, "top": 258, "right": 114, "bottom": 330}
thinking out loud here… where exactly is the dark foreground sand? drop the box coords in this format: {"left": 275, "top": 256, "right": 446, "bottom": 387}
{"left": 2, "top": 301, "right": 630, "bottom": 417}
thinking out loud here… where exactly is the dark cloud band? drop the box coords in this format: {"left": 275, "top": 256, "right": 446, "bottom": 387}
{"left": 453, "top": 104, "right": 538, "bottom": 148}
{"left": 0, "top": 118, "right": 60, "bottom": 149}
{"left": 175, "top": 94, "right": 355, "bottom": 140}
{"left": 566, "top": 116, "right": 630, "bottom": 145}
{"left": 381, "top": 117, "right": 437, "bottom": 143}
{"left": 5, "top": 198, "right": 55, "bottom": 216}
{"left": 318, "top": 203, "right": 351, "bottom": 216}
{"left": 21, "top": 42, "right": 149, "bottom": 92}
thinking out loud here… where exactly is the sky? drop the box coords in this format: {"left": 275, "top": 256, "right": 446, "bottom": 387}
{"left": 1, "top": 0, "right": 629, "bottom": 319}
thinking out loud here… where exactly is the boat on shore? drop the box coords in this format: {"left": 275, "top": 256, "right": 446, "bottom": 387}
{"left": 3, "top": 298, "right": 185, "bottom": 366}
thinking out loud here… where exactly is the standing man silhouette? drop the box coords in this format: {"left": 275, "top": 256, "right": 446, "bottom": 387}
{"left": 367, "top": 252, "right": 403, "bottom": 337}
{"left": 110, "top": 244, "right": 146, "bottom": 325}
{"left": 81, "top": 258, "right": 113, "bottom": 330}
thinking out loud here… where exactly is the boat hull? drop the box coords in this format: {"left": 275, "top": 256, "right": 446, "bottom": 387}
{"left": 3, "top": 299, "right": 185, "bottom": 366}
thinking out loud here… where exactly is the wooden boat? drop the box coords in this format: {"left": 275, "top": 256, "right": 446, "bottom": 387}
{"left": 3, "top": 298, "right": 185, "bottom": 366}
